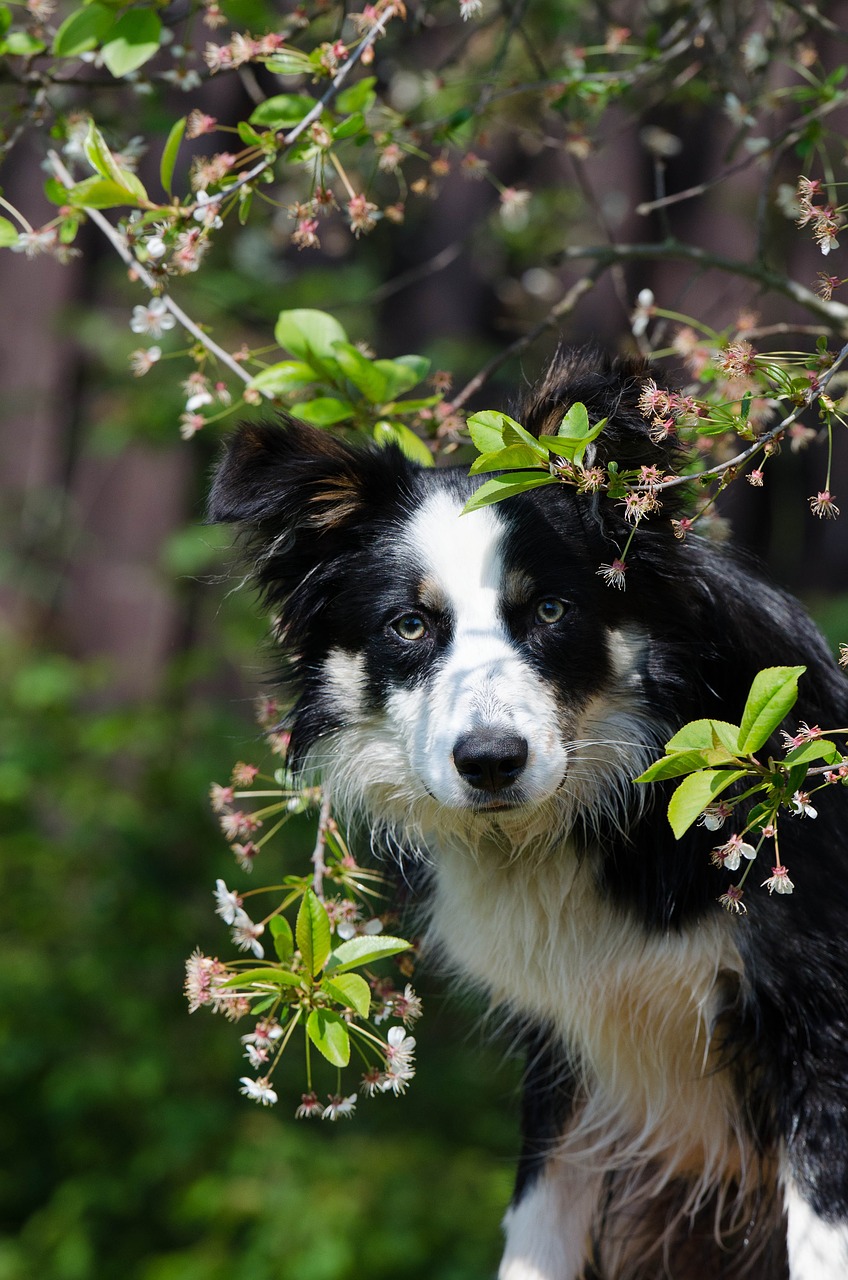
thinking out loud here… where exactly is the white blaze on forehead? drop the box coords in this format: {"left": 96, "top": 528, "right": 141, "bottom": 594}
{"left": 403, "top": 489, "right": 507, "bottom": 630}
{"left": 389, "top": 488, "right": 567, "bottom": 808}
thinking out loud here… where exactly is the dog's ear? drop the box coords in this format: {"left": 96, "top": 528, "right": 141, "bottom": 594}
{"left": 520, "top": 347, "right": 681, "bottom": 475}
{"left": 208, "top": 418, "right": 416, "bottom": 621}
{"left": 208, "top": 416, "right": 410, "bottom": 534}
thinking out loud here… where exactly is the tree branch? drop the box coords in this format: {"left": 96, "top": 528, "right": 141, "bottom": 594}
{"left": 558, "top": 241, "right": 848, "bottom": 331}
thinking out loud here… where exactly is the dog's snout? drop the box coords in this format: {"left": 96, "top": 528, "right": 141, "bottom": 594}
{"left": 452, "top": 731, "right": 529, "bottom": 792}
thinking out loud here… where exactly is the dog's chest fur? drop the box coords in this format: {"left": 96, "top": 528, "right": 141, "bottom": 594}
{"left": 430, "top": 838, "right": 748, "bottom": 1176}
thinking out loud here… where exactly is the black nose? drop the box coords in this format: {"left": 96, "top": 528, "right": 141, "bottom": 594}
{"left": 452, "top": 731, "right": 529, "bottom": 792}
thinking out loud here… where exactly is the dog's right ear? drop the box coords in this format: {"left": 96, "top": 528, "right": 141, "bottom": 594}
{"left": 208, "top": 417, "right": 399, "bottom": 535}
{"left": 210, "top": 414, "right": 426, "bottom": 551}
{"left": 208, "top": 417, "right": 417, "bottom": 619}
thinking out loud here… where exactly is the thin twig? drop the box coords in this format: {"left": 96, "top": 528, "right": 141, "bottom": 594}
{"left": 635, "top": 95, "right": 847, "bottom": 218}
{"left": 44, "top": 6, "right": 398, "bottom": 390}
{"left": 647, "top": 337, "right": 848, "bottom": 493}
{"left": 48, "top": 151, "right": 253, "bottom": 386}
{"left": 211, "top": 6, "right": 397, "bottom": 206}
{"left": 558, "top": 240, "right": 848, "bottom": 331}
{"left": 452, "top": 265, "right": 608, "bottom": 410}
{"left": 311, "top": 789, "right": 333, "bottom": 900}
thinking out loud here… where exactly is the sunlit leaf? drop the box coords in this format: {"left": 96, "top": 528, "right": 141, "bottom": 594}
{"left": 250, "top": 94, "right": 316, "bottom": 128}
{"left": 737, "top": 666, "right": 806, "bottom": 754}
{"left": 269, "top": 916, "right": 294, "bottom": 964}
{"left": 101, "top": 8, "right": 161, "bottom": 77}
{"left": 290, "top": 397, "right": 355, "bottom": 426}
{"left": 373, "top": 420, "right": 434, "bottom": 465}
{"left": 325, "top": 935, "right": 412, "bottom": 975}
{"left": 335, "top": 76, "right": 377, "bottom": 113}
{"left": 666, "top": 719, "right": 741, "bottom": 754}
{"left": 274, "top": 308, "right": 348, "bottom": 362}
{"left": 306, "top": 1008, "right": 351, "bottom": 1066}
{"left": 0, "top": 216, "right": 19, "bottom": 247}
{"left": 667, "top": 769, "right": 750, "bottom": 839}
{"left": 321, "top": 972, "right": 371, "bottom": 1018}
{"left": 52, "top": 3, "right": 113, "bottom": 56}
{"left": 247, "top": 360, "right": 317, "bottom": 396}
{"left": 296, "top": 888, "right": 331, "bottom": 977}
{"left": 461, "top": 472, "right": 559, "bottom": 513}
{"left": 159, "top": 115, "right": 186, "bottom": 196}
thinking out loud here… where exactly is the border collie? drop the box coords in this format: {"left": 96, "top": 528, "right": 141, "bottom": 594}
{"left": 209, "top": 350, "right": 848, "bottom": 1280}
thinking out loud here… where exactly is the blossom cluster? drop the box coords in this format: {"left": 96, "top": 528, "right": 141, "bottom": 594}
{"left": 796, "top": 176, "right": 842, "bottom": 256}
{"left": 185, "top": 699, "right": 421, "bottom": 1118}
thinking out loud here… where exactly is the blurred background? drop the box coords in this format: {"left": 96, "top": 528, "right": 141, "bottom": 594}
{"left": 3, "top": 2, "right": 848, "bottom": 1277}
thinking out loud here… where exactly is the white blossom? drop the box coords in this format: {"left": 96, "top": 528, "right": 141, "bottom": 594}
{"left": 239, "top": 1075, "right": 278, "bottom": 1105}
{"left": 129, "top": 297, "right": 176, "bottom": 338}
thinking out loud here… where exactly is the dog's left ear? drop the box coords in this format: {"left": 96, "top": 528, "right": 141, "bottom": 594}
{"left": 520, "top": 347, "right": 680, "bottom": 475}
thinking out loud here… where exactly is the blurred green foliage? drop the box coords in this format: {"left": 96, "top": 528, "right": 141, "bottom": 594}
{"left": 0, "top": 636, "right": 519, "bottom": 1280}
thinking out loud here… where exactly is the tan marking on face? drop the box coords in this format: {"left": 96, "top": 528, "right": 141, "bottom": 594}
{"left": 416, "top": 574, "right": 449, "bottom": 613}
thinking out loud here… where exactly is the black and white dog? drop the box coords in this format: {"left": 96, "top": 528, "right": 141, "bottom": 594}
{"left": 209, "top": 350, "right": 848, "bottom": 1279}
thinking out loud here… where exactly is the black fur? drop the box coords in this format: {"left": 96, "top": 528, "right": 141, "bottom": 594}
{"left": 210, "top": 351, "right": 848, "bottom": 1279}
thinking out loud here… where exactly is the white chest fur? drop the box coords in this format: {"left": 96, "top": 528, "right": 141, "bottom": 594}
{"left": 430, "top": 837, "right": 748, "bottom": 1187}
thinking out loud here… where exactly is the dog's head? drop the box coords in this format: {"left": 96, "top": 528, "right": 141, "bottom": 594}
{"left": 209, "top": 355, "right": 688, "bottom": 846}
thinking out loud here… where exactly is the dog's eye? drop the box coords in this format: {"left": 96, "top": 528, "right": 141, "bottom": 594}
{"left": 392, "top": 613, "right": 428, "bottom": 641}
{"left": 534, "top": 597, "right": 567, "bottom": 625}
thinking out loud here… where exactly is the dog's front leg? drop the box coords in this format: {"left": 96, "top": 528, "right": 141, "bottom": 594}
{"left": 499, "top": 1159, "right": 602, "bottom": 1280}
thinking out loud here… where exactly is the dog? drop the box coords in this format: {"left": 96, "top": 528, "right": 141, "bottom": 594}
{"left": 208, "top": 349, "right": 848, "bottom": 1279}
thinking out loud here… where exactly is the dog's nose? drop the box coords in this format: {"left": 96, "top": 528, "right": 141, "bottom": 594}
{"left": 452, "top": 731, "right": 529, "bottom": 792}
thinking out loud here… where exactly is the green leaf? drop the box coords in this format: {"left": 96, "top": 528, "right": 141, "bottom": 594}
{"left": 43, "top": 177, "right": 69, "bottom": 206}
{"left": 296, "top": 888, "right": 331, "bottom": 977}
{"left": 634, "top": 748, "right": 735, "bottom": 784}
{"left": 0, "top": 216, "right": 19, "bottom": 247}
{"left": 249, "top": 94, "right": 316, "bottom": 128}
{"left": 335, "top": 76, "right": 377, "bottom": 114}
{"left": 467, "top": 410, "right": 524, "bottom": 454}
{"left": 333, "top": 112, "right": 365, "bottom": 141}
{"left": 101, "top": 8, "right": 161, "bottom": 77}
{"left": 237, "top": 120, "right": 265, "bottom": 147}
{"left": 462, "top": 472, "right": 560, "bottom": 513}
{"left": 290, "top": 397, "right": 355, "bottom": 426}
{"left": 221, "top": 967, "right": 303, "bottom": 988}
{"left": 373, "top": 355, "right": 429, "bottom": 399}
{"left": 666, "top": 719, "right": 741, "bottom": 754}
{"left": 247, "top": 360, "right": 317, "bottom": 396}
{"left": 83, "top": 122, "right": 148, "bottom": 201}
{"left": 737, "top": 666, "right": 806, "bottom": 755}
{"left": 373, "top": 420, "right": 434, "bottom": 466}
{"left": 52, "top": 3, "right": 113, "bottom": 56}
{"left": 0, "top": 7, "right": 10, "bottom": 38}
{"left": 269, "top": 915, "right": 294, "bottom": 964}
{"left": 274, "top": 308, "right": 348, "bottom": 362}
{"left": 557, "top": 401, "right": 590, "bottom": 438}
{"left": 745, "top": 800, "right": 778, "bottom": 832}
{"left": 3, "top": 30, "right": 45, "bottom": 54}
{"left": 783, "top": 738, "right": 842, "bottom": 767}
{"left": 325, "top": 935, "right": 412, "bottom": 975}
{"left": 384, "top": 396, "right": 442, "bottom": 414}
{"left": 306, "top": 1008, "right": 351, "bottom": 1066}
{"left": 468, "top": 445, "right": 547, "bottom": 475}
{"left": 332, "top": 341, "right": 389, "bottom": 402}
{"left": 159, "top": 115, "right": 186, "bottom": 196}
{"left": 542, "top": 404, "right": 607, "bottom": 465}
{"left": 65, "top": 176, "right": 145, "bottom": 209}
{"left": 321, "top": 972, "right": 371, "bottom": 1018}
{"left": 264, "top": 48, "right": 315, "bottom": 76}
{"left": 667, "top": 769, "right": 750, "bottom": 839}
